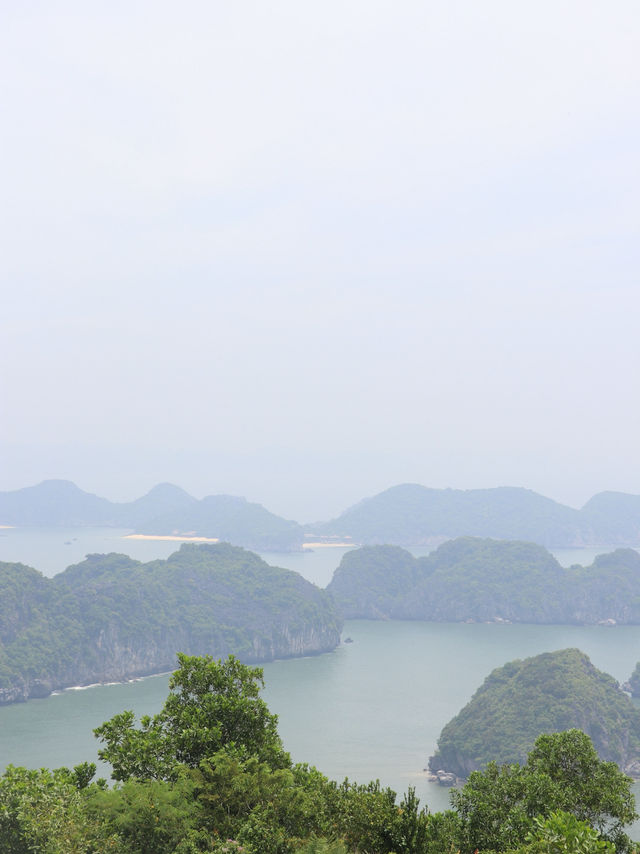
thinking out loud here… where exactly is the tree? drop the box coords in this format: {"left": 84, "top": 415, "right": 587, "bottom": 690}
{"left": 451, "top": 729, "right": 637, "bottom": 853}
{"left": 85, "top": 775, "right": 208, "bottom": 854}
{"left": 0, "top": 765, "right": 101, "bottom": 854}
{"left": 512, "top": 811, "right": 615, "bottom": 854}
{"left": 94, "top": 654, "right": 289, "bottom": 781}
{"left": 526, "top": 730, "right": 636, "bottom": 843}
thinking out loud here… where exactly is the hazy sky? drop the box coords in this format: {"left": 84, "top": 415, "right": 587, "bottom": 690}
{"left": 2, "top": 2, "right": 639, "bottom": 521}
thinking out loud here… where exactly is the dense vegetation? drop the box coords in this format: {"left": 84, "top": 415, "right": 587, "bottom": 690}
{"left": 0, "top": 543, "right": 341, "bottom": 704}
{"left": 316, "top": 483, "right": 640, "bottom": 547}
{"left": 327, "top": 538, "right": 640, "bottom": 623}
{"left": 430, "top": 649, "right": 640, "bottom": 780}
{"left": 0, "top": 654, "right": 637, "bottom": 853}
{"left": 628, "top": 662, "right": 640, "bottom": 698}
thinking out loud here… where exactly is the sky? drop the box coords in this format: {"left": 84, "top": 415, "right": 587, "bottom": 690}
{"left": 1, "top": 1, "right": 639, "bottom": 522}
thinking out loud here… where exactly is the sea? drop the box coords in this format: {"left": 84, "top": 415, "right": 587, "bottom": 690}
{"left": 0, "top": 527, "right": 639, "bottom": 828}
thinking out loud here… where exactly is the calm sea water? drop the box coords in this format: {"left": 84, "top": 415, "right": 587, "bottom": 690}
{"left": 0, "top": 529, "right": 639, "bottom": 830}
{"left": 0, "top": 525, "right": 625, "bottom": 584}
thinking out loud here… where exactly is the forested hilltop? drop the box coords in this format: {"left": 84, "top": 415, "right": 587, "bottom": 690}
{"left": 4, "top": 479, "right": 640, "bottom": 550}
{"left": 0, "top": 543, "right": 341, "bottom": 705}
{"left": 429, "top": 649, "right": 640, "bottom": 780}
{"left": 326, "top": 538, "right": 640, "bottom": 623}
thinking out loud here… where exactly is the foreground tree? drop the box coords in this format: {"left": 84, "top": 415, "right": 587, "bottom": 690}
{"left": 0, "top": 764, "right": 106, "bottom": 854}
{"left": 452, "top": 729, "right": 637, "bottom": 853}
{"left": 512, "top": 811, "right": 615, "bottom": 854}
{"left": 94, "top": 654, "right": 289, "bottom": 782}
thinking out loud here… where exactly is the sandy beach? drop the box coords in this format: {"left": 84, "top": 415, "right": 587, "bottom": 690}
{"left": 124, "top": 534, "right": 219, "bottom": 543}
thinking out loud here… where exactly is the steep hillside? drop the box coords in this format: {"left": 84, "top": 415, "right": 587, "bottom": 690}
{"left": 0, "top": 543, "right": 342, "bottom": 705}
{"left": 327, "top": 539, "right": 640, "bottom": 624}
{"left": 429, "top": 649, "right": 640, "bottom": 778}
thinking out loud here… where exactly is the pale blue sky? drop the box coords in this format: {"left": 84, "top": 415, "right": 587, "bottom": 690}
{"left": 2, "top": 1, "right": 639, "bottom": 520}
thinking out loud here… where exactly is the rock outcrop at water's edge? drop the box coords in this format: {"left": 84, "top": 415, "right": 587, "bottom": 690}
{"left": 0, "top": 543, "right": 342, "bottom": 705}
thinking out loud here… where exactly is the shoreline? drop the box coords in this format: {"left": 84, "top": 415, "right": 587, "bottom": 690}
{"left": 123, "top": 534, "right": 219, "bottom": 543}
{"left": 303, "top": 542, "right": 357, "bottom": 549}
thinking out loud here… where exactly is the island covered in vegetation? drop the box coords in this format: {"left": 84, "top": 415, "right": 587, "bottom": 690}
{"left": 0, "top": 543, "right": 342, "bottom": 704}
{"left": 0, "top": 653, "right": 637, "bottom": 853}
{"left": 326, "top": 538, "right": 640, "bottom": 623}
{"left": 429, "top": 649, "right": 640, "bottom": 781}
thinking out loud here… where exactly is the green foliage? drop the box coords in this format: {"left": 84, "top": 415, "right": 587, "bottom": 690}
{"left": 512, "top": 811, "right": 615, "bottom": 854}
{"left": 451, "top": 730, "right": 637, "bottom": 853}
{"left": 326, "top": 545, "right": 423, "bottom": 618}
{"left": 293, "top": 839, "right": 349, "bottom": 854}
{"left": 3, "top": 655, "right": 638, "bottom": 854}
{"left": 430, "top": 649, "right": 640, "bottom": 776}
{"left": 0, "top": 765, "right": 99, "bottom": 853}
{"left": 327, "top": 538, "right": 640, "bottom": 625}
{"left": 422, "top": 809, "right": 463, "bottom": 854}
{"left": 95, "top": 654, "right": 289, "bottom": 781}
{"left": 85, "top": 776, "right": 206, "bottom": 854}
{"left": 526, "top": 730, "right": 637, "bottom": 845}
{"left": 628, "top": 660, "right": 640, "bottom": 698}
{"left": 0, "top": 544, "right": 342, "bottom": 703}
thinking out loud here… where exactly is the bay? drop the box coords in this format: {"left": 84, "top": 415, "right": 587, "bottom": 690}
{"left": 0, "top": 525, "right": 629, "bottom": 586}
{"left": 1, "top": 528, "right": 639, "bottom": 834}
{"left": 1, "top": 619, "right": 639, "bottom": 826}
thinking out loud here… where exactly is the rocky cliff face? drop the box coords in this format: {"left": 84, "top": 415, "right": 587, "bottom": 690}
{"left": 0, "top": 621, "right": 341, "bottom": 704}
{"left": 0, "top": 544, "right": 343, "bottom": 705}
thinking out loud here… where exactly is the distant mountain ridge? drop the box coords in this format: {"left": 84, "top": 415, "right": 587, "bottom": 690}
{"left": 315, "top": 483, "right": 640, "bottom": 547}
{"left": 0, "top": 480, "right": 304, "bottom": 551}
{"left": 3, "top": 479, "right": 640, "bottom": 549}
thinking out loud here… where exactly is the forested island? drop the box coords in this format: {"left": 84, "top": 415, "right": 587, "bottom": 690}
{"left": 0, "top": 654, "right": 637, "bottom": 853}
{"left": 4, "top": 479, "right": 640, "bottom": 550}
{"left": 429, "top": 649, "right": 640, "bottom": 781}
{"left": 0, "top": 543, "right": 341, "bottom": 704}
{"left": 3, "top": 535, "right": 640, "bottom": 706}
{"left": 326, "top": 538, "right": 640, "bottom": 623}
